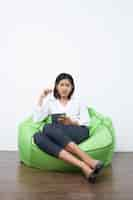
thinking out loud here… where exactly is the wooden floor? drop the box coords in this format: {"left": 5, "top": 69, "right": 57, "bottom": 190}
{"left": 0, "top": 152, "right": 132, "bottom": 200}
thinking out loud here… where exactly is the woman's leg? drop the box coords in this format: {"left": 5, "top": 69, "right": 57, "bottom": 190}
{"left": 44, "top": 124, "right": 99, "bottom": 169}
{"left": 33, "top": 132, "right": 93, "bottom": 178}
{"left": 64, "top": 141, "right": 99, "bottom": 169}
{"left": 58, "top": 149, "right": 94, "bottom": 178}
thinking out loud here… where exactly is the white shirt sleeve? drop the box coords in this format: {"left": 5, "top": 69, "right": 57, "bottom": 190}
{"left": 32, "top": 95, "right": 50, "bottom": 122}
{"left": 76, "top": 101, "right": 90, "bottom": 126}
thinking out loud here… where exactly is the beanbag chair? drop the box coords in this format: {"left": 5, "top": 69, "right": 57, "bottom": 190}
{"left": 18, "top": 107, "right": 116, "bottom": 172}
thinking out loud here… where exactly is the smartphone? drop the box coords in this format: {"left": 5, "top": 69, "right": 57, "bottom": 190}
{"left": 51, "top": 113, "right": 66, "bottom": 124}
{"left": 60, "top": 113, "right": 66, "bottom": 118}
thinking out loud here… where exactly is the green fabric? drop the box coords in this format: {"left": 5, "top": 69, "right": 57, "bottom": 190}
{"left": 18, "top": 107, "right": 116, "bottom": 172}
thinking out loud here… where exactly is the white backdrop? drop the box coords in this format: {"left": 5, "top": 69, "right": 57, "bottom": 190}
{"left": 0, "top": 0, "right": 133, "bottom": 151}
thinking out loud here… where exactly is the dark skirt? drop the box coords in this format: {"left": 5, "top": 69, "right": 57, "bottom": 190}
{"left": 33, "top": 122, "right": 90, "bottom": 158}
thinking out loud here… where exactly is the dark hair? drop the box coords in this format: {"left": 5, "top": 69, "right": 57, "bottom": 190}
{"left": 53, "top": 73, "right": 75, "bottom": 99}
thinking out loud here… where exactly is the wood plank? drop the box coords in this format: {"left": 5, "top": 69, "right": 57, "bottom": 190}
{"left": 0, "top": 152, "right": 132, "bottom": 199}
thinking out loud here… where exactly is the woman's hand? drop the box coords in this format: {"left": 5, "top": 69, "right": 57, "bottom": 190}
{"left": 37, "top": 88, "right": 53, "bottom": 106}
{"left": 41, "top": 88, "right": 53, "bottom": 98}
{"left": 58, "top": 116, "right": 79, "bottom": 126}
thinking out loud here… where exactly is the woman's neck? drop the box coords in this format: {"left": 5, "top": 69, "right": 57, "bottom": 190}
{"left": 59, "top": 96, "right": 69, "bottom": 100}
{"left": 58, "top": 97, "right": 69, "bottom": 106}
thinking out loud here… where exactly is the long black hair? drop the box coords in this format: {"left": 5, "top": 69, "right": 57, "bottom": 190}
{"left": 53, "top": 73, "right": 75, "bottom": 99}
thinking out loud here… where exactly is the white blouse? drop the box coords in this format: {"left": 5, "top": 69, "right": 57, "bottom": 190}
{"left": 32, "top": 93, "right": 90, "bottom": 126}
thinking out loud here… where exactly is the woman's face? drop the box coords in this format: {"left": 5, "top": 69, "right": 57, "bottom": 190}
{"left": 56, "top": 79, "right": 72, "bottom": 99}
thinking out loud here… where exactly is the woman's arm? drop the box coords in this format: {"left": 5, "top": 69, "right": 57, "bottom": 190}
{"left": 58, "top": 100, "right": 90, "bottom": 126}
{"left": 32, "top": 88, "right": 52, "bottom": 122}
{"left": 76, "top": 100, "right": 90, "bottom": 127}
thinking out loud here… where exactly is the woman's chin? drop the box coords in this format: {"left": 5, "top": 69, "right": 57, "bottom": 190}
{"left": 61, "top": 95, "right": 68, "bottom": 98}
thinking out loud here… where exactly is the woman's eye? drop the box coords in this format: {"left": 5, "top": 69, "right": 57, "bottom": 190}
{"left": 60, "top": 83, "right": 70, "bottom": 87}
{"left": 65, "top": 84, "right": 69, "bottom": 87}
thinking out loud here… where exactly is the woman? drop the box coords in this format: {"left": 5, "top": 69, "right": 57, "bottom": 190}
{"left": 32, "top": 73, "right": 104, "bottom": 183}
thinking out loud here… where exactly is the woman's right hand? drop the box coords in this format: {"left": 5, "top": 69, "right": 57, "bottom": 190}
{"left": 37, "top": 88, "right": 53, "bottom": 106}
{"left": 40, "top": 88, "right": 53, "bottom": 98}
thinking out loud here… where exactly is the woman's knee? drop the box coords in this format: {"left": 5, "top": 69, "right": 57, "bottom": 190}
{"left": 65, "top": 141, "right": 76, "bottom": 151}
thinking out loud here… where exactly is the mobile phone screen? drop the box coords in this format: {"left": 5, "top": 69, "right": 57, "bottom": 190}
{"left": 51, "top": 113, "right": 66, "bottom": 123}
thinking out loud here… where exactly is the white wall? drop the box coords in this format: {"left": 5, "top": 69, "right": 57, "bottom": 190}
{"left": 0, "top": 0, "right": 133, "bottom": 151}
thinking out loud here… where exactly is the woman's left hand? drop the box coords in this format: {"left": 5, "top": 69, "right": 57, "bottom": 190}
{"left": 58, "top": 116, "right": 79, "bottom": 126}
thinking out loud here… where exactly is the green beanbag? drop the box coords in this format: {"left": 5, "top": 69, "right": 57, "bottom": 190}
{"left": 17, "top": 107, "right": 116, "bottom": 172}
